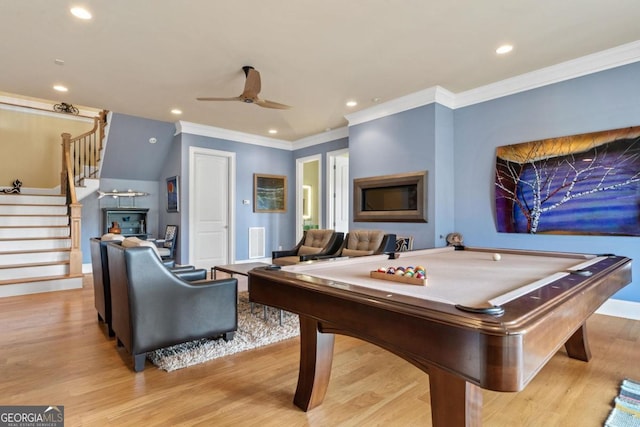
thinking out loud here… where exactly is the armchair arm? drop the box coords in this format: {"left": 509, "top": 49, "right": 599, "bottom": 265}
{"left": 173, "top": 268, "right": 207, "bottom": 281}
{"left": 272, "top": 248, "right": 299, "bottom": 259}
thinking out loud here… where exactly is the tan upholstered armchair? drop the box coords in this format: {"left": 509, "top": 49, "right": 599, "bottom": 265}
{"left": 313, "top": 229, "right": 396, "bottom": 260}
{"left": 271, "top": 229, "right": 344, "bottom": 266}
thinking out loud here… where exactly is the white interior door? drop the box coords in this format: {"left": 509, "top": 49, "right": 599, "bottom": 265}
{"left": 189, "top": 147, "right": 235, "bottom": 268}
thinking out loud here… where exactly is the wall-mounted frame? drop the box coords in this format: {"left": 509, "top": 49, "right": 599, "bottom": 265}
{"left": 166, "top": 176, "right": 179, "bottom": 213}
{"left": 354, "top": 171, "right": 427, "bottom": 222}
{"left": 254, "top": 173, "right": 287, "bottom": 213}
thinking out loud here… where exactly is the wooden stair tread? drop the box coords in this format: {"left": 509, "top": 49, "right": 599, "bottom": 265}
{"left": 0, "top": 260, "right": 70, "bottom": 270}
{"left": 0, "top": 248, "right": 71, "bottom": 255}
{"left": 0, "top": 273, "right": 83, "bottom": 286}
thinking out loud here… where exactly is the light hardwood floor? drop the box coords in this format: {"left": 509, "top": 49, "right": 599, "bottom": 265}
{"left": 0, "top": 275, "right": 638, "bottom": 426}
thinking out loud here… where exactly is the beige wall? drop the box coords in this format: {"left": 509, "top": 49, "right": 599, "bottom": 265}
{"left": 0, "top": 108, "right": 94, "bottom": 189}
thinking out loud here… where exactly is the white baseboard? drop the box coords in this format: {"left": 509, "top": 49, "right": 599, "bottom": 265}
{"left": 596, "top": 299, "right": 640, "bottom": 320}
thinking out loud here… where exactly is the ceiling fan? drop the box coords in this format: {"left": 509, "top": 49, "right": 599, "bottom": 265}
{"left": 197, "top": 66, "right": 291, "bottom": 109}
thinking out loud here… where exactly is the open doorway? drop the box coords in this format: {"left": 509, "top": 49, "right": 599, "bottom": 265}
{"left": 327, "top": 149, "right": 349, "bottom": 234}
{"left": 295, "top": 154, "right": 322, "bottom": 242}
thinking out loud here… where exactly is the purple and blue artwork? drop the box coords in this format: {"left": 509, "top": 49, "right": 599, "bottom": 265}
{"left": 495, "top": 126, "right": 640, "bottom": 236}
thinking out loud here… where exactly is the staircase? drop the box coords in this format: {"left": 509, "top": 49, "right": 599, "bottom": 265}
{"left": 0, "top": 193, "right": 83, "bottom": 297}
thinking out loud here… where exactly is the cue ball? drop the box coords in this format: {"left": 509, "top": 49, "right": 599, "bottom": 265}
{"left": 492, "top": 253, "right": 501, "bottom": 261}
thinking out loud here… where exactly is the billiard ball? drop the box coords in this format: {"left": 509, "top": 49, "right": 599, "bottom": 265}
{"left": 415, "top": 265, "right": 425, "bottom": 272}
{"left": 386, "top": 267, "right": 396, "bottom": 274}
{"left": 493, "top": 253, "right": 501, "bottom": 261}
{"left": 395, "top": 269, "right": 405, "bottom": 276}
{"left": 377, "top": 267, "right": 387, "bottom": 273}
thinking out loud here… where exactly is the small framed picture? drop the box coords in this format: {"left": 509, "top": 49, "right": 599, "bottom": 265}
{"left": 166, "top": 176, "right": 179, "bottom": 212}
{"left": 254, "top": 173, "right": 287, "bottom": 213}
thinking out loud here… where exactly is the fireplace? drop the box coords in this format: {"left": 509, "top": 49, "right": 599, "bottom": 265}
{"left": 353, "top": 171, "right": 427, "bottom": 222}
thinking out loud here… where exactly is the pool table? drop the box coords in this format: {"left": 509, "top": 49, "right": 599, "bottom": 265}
{"left": 248, "top": 246, "right": 632, "bottom": 426}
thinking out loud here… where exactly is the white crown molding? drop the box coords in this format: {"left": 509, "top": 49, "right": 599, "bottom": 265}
{"left": 293, "top": 127, "right": 349, "bottom": 150}
{"left": 345, "top": 40, "right": 640, "bottom": 127}
{"left": 345, "top": 86, "right": 455, "bottom": 127}
{"left": 454, "top": 39, "right": 640, "bottom": 108}
{"left": 175, "top": 120, "right": 293, "bottom": 151}
{"left": 596, "top": 298, "right": 640, "bottom": 320}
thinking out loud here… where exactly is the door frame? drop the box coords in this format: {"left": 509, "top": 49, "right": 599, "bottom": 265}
{"left": 295, "top": 154, "right": 322, "bottom": 242}
{"left": 188, "top": 146, "right": 236, "bottom": 265}
{"left": 326, "top": 148, "right": 349, "bottom": 232}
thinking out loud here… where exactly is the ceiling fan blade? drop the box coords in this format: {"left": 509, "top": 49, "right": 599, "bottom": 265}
{"left": 196, "top": 96, "right": 242, "bottom": 102}
{"left": 256, "top": 99, "right": 292, "bottom": 109}
{"left": 242, "top": 68, "right": 261, "bottom": 99}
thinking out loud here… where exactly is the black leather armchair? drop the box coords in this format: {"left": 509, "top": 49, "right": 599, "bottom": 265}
{"left": 271, "top": 229, "right": 344, "bottom": 266}
{"left": 90, "top": 237, "right": 208, "bottom": 338}
{"left": 106, "top": 243, "right": 238, "bottom": 372}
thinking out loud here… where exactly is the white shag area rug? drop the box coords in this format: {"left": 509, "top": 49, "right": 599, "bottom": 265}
{"left": 147, "top": 292, "right": 299, "bottom": 371}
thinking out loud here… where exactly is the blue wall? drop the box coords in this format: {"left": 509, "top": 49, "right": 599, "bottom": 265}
{"left": 348, "top": 103, "right": 455, "bottom": 250}
{"left": 453, "top": 62, "right": 640, "bottom": 302}
{"left": 178, "top": 133, "right": 295, "bottom": 262}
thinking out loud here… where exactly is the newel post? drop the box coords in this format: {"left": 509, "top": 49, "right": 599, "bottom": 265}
{"left": 68, "top": 203, "right": 82, "bottom": 276}
{"left": 61, "top": 132, "right": 71, "bottom": 197}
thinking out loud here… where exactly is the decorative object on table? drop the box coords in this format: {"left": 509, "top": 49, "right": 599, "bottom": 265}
{"left": 254, "top": 173, "right": 287, "bottom": 213}
{"left": 97, "top": 189, "right": 150, "bottom": 199}
{"left": 495, "top": 125, "right": 640, "bottom": 236}
{"left": 605, "top": 378, "right": 640, "bottom": 427}
{"left": 108, "top": 222, "right": 122, "bottom": 234}
{"left": 0, "top": 179, "right": 22, "bottom": 194}
{"left": 394, "top": 236, "right": 414, "bottom": 252}
{"left": 166, "top": 176, "right": 179, "bottom": 213}
{"left": 446, "top": 232, "right": 464, "bottom": 247}
{"left": 147, "top": 292, "right": 300, "bottom": 372}
{"left": 53, "top": 102, "right": 79, "bottom": 115}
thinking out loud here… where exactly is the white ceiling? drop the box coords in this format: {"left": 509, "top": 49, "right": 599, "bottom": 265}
{"left": 2, "top": 1, "right": 640, "bottom": 142}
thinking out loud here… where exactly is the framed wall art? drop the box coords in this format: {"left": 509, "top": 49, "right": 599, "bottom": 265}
{"left": 166, "top": 176, "right": 179, "bottom": 213}
{"left": 495, "top": 126, "right": 640, "bottom": 236}
{"left": 254, "top": 173, "right": 287, "bottom": 213}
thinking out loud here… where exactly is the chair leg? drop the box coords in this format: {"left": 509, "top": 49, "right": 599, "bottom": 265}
{"left": 107, "top": 324, "right": 115, "bottom": 338}
{"left": 133, "top": 353, "right": 146, "bottom": 372}
{"left": 223, "top": 331, "right": 235, "bottom": 341}
{"left": 116, "top": 338, "right": 124, "bottom": 347}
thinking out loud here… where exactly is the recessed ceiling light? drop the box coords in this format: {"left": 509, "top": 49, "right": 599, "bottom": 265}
{"left": 170, "top": 109, "right": 182, "bottom": 115}
{"left": 70, "top": 7, "right": 92, "bottom": 20}
{"left": 496, "top": 44, "right": 514, "bottom": 55}
{"left": 372, "top": 97, "right": 381, "bottom": 103}
{"left": 268, "top": 129, "right": 278, "bottom": 135}
{"left": 53, "top": 85, "right": 68, "bottom": 92}
{"left": 346, "top": 100, "right": 358, "bottom": 107}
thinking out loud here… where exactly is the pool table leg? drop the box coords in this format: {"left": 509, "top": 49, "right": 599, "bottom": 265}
{"left": 564, "top": 323, "right": 592, "bottom": 362}
{"left": 429, "top": 365, "right": 482, "bottom": 427}
{"left": 293, "top": 316, "right": 335, "bottom": 411}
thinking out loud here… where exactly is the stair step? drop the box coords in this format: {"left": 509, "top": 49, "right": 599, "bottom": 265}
{"left": 0, "top": 250, "right": 70, "bottom": 266}
{"left": 0, "top": 226, "right": 69, "bottom": 239}
{"left": 0, "top": 205, "right": 67, "bottom": 215}
{"left": 0, "top": 194, "right": 65, "bottom": 205}
{"left": 0, "top": 274, "right": 83, "bottom": 297}
{"left": 0, "top": 238, "right": 71, "bottom": 252}
{"left": 0, "top": 215, "right": 68, "bottom": 226}
{"left": 0, "top": 262, "right": 69, "bottom": 282}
